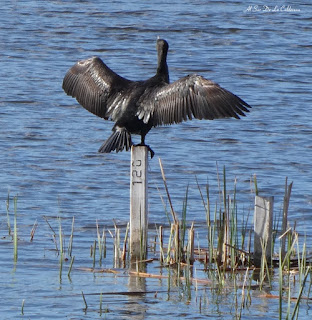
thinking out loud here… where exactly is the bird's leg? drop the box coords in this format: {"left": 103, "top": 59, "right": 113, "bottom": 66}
{"left": 147, "top": 145, "right": 155, "bottom": 159}
{"left": 135, "top": 135, "right": 155, "bottom": 158}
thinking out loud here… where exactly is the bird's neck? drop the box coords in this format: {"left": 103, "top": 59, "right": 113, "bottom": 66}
{"left": 157, "top": 54, "right": 169, "bottom": 83}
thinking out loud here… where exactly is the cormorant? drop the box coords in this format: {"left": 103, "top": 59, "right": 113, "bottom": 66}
{"left": 62, "top": 39, "right": 251, "bottom": 157}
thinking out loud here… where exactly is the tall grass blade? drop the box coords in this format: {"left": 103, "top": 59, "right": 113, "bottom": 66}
{"left": 254, "top": 174, "right": 258, "bottom": 196}
{"left": 158, "top": 225, "right": 164, "bottom": 264}
{"left": 195, "top": 175, "right": 207, "bottom": 213}
{"left": 279, "top": 247, "right": 283, "bottom": 320}
{"left": 30, "top": 219, "right": 38, "bottom": 242}
{"left": 21, "top": 299, "right": 25, "bottom": 315}
{"left": 181, "top": 185, "right": 189, "bottom": 253}
{"left": 187, "top": 223, "right": 195, "bottom": 265}
{"left": 291, "top": 266, "right": 311, "bottom": 319}
{"left": 96, "top": 220, "right": 103, "bottom": 266}
{"left": 159, "top": 158, "right": 177, "bottom": 223}
{"left": 92, "top": 240, "right": 96, "bottom": 269}
{"left": 99, "top": 292, "right": 103, "bottom": 315}
{"left": 122, "top": 222, "right": 129, "bottom": 264}
{"left": 68, "top": 256, "right": 75, "bottom": 278}
{"left": 43, "top": 216, "right": 58, "bottom": 252}
{"left": 68, "top": 216, "right": 75, "bottom": 257}
{"left": 81, "top": 291, "right": 88, "bottom": 311}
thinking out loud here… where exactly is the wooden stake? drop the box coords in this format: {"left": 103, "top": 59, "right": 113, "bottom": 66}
{"left": 254, "top": 196, "right": 274, "bottom": 267}
{"left": 130, "top": 146, "right": 148, "bottom": 261}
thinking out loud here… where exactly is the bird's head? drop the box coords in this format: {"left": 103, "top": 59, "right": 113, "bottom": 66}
{"left": 156, "top": 38, "right": 169, "bottom": 55}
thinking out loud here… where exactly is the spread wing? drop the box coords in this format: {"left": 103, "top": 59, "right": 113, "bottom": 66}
{"left": 137, "top": 74, "right": 251, "bottom": 125}
{"left": 62, "top": 56, "right": 132, "bottom": 120}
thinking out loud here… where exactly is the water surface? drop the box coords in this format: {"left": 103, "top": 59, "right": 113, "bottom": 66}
{"left": 1, "top": 1, "right": 311, "bottom": 319}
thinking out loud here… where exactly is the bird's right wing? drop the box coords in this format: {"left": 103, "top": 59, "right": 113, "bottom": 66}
{"left": 62, "top": 57, "right": 132, "bottom": 120}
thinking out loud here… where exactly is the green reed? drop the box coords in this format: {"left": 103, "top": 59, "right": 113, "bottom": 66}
{"left": 5, "top": 162, "right": 309, "bottom": 319}
{"left": 81, "top": 291, "right": 88, "bottom": 312}
{"left": 21, "top": 299, "right": 25, "bottom": 315}
{"left": 154, "top": 161, "right": 311, "bottom": 319}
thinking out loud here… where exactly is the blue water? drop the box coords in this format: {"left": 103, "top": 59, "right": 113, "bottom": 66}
{"left": 1, "top": 1, "right": 311, "bottom": 319}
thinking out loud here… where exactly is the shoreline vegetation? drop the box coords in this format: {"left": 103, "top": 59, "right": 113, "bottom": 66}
{"left": 4, "top": 164, "right": 312, "bottom": 319}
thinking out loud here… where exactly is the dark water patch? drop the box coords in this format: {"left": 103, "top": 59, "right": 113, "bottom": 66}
{"left": 3, "top": 100, "right": 38, "bottom": 104}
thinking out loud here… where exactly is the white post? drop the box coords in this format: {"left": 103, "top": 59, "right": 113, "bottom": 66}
{"left": 254, "top": 196, "right": 274, "bottom": 267}
{"left": 130, "top": 146, "right": 148, "bottom": 261}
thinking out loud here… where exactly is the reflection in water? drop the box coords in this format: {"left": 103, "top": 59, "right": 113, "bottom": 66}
{"left": 128, "top": 264, "right": 147, "bottom": 319}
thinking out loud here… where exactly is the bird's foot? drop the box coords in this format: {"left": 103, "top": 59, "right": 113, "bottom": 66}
{"left": 135, "top": 143, "right": 155, "bottom": 159}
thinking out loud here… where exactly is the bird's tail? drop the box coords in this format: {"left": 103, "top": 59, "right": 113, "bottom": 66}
{"left": 98, "top": 127, "right": 133, "bottom": 153}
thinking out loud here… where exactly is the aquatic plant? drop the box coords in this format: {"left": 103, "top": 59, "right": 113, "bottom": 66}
{"left": 3, "top": 166, "right": 311, "bottom": 319}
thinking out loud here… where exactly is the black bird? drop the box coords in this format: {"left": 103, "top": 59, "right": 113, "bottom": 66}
{"left": 62, "top": 39, "right": 250, "bottom": 157}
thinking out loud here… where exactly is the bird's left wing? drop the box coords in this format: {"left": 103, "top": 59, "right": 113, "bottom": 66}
{"left": 137, "top": 74, "right": 251, "bottom": 126}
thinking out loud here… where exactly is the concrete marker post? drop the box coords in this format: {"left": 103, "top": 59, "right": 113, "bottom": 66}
{"left": 130, "top": 145, "right": 148, "bottom": 261}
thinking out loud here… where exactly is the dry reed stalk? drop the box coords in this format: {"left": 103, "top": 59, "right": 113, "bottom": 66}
{"left": 128, "top": 270, "right": 213, "bottom": 286}
{"left": 81, "top": 291, "right": 88, "bottom": 311}
{"left": 68, "top": 217, "right": 74, "bottom": 257}
{"left": 92, "top": 240, "right": 96, "bottom": 268}
{"left": 114, "top": 227, "right": 120, "bottom": 267}
{"left": 188, "top": 223, "right": 195, "bottom": 264}
{"left": 174, "top": 222, "right": 180, "bottom": 263}
{"left": 30, "top": 219, "right": 38, "bottom": 242}
{"left": 122, "top": 223, "right": 129, "bottom": 264}
{"left": 159, "top": 225, "right": 164, "bottom": 264}
{"left": 281, "top": 178, "right": 293, "bottom": 259}
{"left": 68, "top": 256, "right": 75, "bottom": 277}
{"left": 158, "top": 158, "right": 177, "bottom": 224}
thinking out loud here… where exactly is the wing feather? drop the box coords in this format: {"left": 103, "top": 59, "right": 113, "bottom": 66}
{"left": 137, "top": 74, "right": 251, "bottom": 126}
{"left": 62, "top": 57, "right": 132, "bottom": 120}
